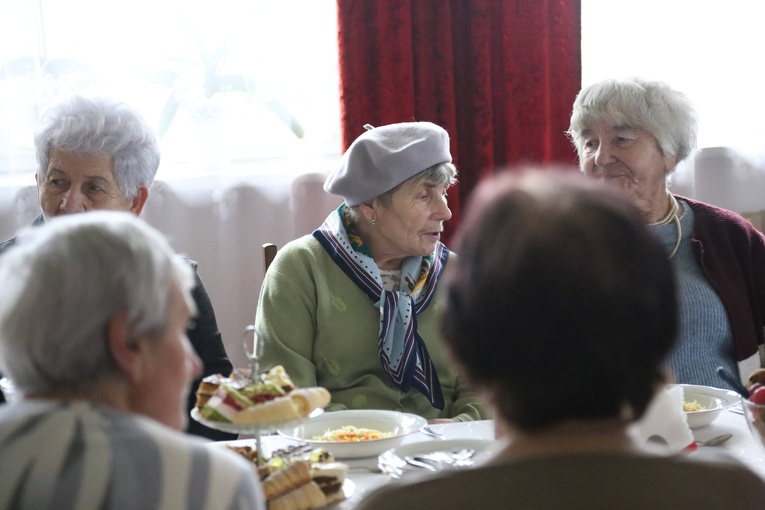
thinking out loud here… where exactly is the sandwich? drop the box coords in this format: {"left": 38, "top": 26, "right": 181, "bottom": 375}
{"left": 268, "top": 481, "right": 327, "bottom": 510}
{"left": 199, "top": 381, "right": 286, "bottom": 422}
{"left": 289, "top": 388, "right": 331, "bottom": 417}
{"left": 309, "top": 462, "right": 348, "bottom": 504}
{"left": 232, "top": 394, "right": 303, "bottom": 424}
{"left": 261, "top": 365, "right": 297, "bottom": 393}
{"left": 196, "top": 365, "right": 330, "bottom": 424}
{"left": 195, "top": 373, "right": 235, "bottom": 410}
{"left": 227, "top": 444, "right": 348, "bottom": 509}
{"left": 262, "top": 458, "right": 348, "bottom": 509}
{"left": 264, "top": 461, "right": 313, "bottom": 500}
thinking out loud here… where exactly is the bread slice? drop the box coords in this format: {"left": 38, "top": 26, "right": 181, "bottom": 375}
{"left": 310, "top": 462, "right": 348, "bottom": 504}
{"left": 263, "top": 461, "right": 312, "bottom": 500}
{"left": 267, "top": 481, "right": 326, "bottom": 510}
{"left": 289, "top": 387, "right": 331, "bottom": 417}
{"left": 195, "top": 374, "right": 226, "bottom": 410}
{"left": 231, "top": 395, "right": 302, "bottom": 424}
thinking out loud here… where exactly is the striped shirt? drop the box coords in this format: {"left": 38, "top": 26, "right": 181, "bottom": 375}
{"left": 0, "top": 400, "right": 265, "bottom": 510}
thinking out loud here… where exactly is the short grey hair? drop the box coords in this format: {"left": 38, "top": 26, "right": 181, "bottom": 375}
{"left": 34, "top": 95, "right": 161, "bottom": 199}
{"left": 568, "top": 78, "right": 698, "bottom": 172}
{"left": 0, "top": 211, "right": 195, "bottom": 394}
{"left": 348, "top": 161, "right": 457, "bottom": 220}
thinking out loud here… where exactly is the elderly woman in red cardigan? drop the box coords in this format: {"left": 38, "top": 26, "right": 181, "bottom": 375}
{"left": 568, "top": 77, "right": 765, "bottom": 391}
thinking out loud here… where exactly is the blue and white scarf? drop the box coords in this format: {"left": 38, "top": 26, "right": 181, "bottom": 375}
{"left": 313, "top": 204, "right": 447, "bottom": 409}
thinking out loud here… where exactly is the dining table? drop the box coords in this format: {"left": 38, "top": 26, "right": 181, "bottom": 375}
{"left": 690, "top": 405, "right": 765, "bottom": 477}
{"left": 221, "top": 406, "right": 765, "bottom": 509}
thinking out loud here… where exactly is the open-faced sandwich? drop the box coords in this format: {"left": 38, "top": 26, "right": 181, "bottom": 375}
{"left": 196, "top": 365, "right": 331, "bottom": 424}
{"left": 228, "top": 444, "right": 348, "bottom": 509}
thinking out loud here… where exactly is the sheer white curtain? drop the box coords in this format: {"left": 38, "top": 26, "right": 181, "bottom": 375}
{"left": 0, "top": 0, "right": 343, "bottom": 368}
{"left": 582, "top": 0, "right": 765, "bottom": 215}
{"left": 0, "top": 0, "right": 341, "bottom": 174}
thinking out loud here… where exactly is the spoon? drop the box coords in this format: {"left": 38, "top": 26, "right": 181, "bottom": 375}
{"left": 696, "top": 433, "right": 733, "bottom": 447}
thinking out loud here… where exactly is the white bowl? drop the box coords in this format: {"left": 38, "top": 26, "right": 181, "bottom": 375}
{"left": 678, "top": 384, "right": 741, "bottom": 428}
{"left": 278, "top": 409, "right": 427, "bottom": 458}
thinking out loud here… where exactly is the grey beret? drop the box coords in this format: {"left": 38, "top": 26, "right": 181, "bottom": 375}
{"left": 324, "top": 121, "right": 452, "bottom": 206}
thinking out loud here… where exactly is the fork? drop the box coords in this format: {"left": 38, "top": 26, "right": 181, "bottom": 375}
{"left": 405, "top": 449, "right": 476, "bottom": 471}
{"left": 421, "top": 426, "right": 446, "bottom": 440}
{"left": 416, "top": 449, "right": 476, "bottom": 465}
{"left": 378, "top": 451, "right": 406, "bottom": 479}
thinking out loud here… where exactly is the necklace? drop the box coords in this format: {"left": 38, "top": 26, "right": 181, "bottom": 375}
{"left": 648, "top": 193, "right": 682, "bottom": 259}
{"left": 648, "top": 193, "right": 676, "bottom": 226}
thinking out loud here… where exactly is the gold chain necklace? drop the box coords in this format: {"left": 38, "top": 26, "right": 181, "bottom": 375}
{"left": 648, "top": 193, "right": 682, "bottom": 259}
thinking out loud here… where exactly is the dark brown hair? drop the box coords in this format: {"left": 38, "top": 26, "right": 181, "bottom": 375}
{"left": 442, "top": 168, "right": 677, "bottom": 431}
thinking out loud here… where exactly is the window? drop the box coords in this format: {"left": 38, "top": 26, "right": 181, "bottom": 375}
{"left": 0, "top": 0, "right": 341, "bottom": 178}
{"left": 582, "top": 0, "right": 765, "bottom": 163}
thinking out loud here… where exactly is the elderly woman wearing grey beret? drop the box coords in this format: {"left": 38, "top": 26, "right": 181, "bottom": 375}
{"left": 255, "top": 122, "right": 489, "bottom": 423}
{"left": 569, "top": 77, "right": 765, "bottom": 391}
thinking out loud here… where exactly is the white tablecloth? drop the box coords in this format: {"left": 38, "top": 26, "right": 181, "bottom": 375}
{"left": 690, "top": 406, "right": 765, "bottom": 479}
{"left": 224, "top": 411, "right": 765, "bottom": 508}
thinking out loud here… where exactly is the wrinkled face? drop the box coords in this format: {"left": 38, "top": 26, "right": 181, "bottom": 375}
{"left": 134, "top": 286, "right": 202, "bottom": 431}
{"left": 579, "top": 123, "right": 675, "bottom": 209}
{"left": 37, "top": 150, "right": 134, "bottom": 219}
{"left": 373, "top": 178, "right": 452, "bottom": 264}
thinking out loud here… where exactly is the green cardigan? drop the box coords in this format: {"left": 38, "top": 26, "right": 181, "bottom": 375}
{"left": 255, "top": 235, "right": 489, "bottom": 421}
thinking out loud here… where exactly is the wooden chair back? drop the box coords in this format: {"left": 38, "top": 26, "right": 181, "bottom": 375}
{"left": 263, "top": 243, "right": 278, "bottom": 273}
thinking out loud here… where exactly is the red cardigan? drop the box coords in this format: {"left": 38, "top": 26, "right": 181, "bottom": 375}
{"left": 682, "top": 195, "right": 765, "bottom": 364}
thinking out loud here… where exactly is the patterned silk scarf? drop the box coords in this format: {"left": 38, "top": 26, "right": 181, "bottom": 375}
{"left": 313, "top": 204, "right": 447, "bottom": 409}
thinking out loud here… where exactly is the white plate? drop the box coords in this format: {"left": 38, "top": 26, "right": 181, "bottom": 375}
{"left": 678, "top": 384, "right": 741, "bottom": 428}
{"left": 418, "top": 420, "right": 495, "bottom": 440}
{"left": 278, "top": 410, "right": 427, "bottom": 459}
{"left": 339, "top": 478, "right": 355, "bottom": 504}
{"left": 378, "top": 438, "right": 498, "bottom": 477}
{"left": 191, "top": 407, "right": 323, "bottom": 434}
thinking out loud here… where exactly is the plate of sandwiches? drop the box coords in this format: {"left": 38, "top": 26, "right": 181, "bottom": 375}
{"left": 192, "top": 365, "right": 331, "bottom": 434}
{"left": 227, "top": 443, "right": 352, "bottom": 509}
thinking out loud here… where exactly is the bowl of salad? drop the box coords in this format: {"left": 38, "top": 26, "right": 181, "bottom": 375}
{"left": 278, "top": 409, "right": 427, "bottom": 458}
{"left": 679, "top": 384, "right": 741, "bottom": 428}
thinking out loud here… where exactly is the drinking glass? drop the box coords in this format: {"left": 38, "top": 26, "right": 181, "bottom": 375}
{"left": 741, "top": 399, "right": 765, "bottom": 452}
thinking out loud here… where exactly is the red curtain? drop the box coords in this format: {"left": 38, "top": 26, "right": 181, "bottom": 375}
{"left": 336, "top": 0, "right": 581, "bottom": 240}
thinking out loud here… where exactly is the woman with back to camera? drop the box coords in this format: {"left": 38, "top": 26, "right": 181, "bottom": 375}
{"left": 0, "top": 212, "right": 263, "bottom": 509}
{"left": 569, "top": 77, "right": 765, "bottom": 390}
{"left": 356, "top": 169, "right": 765, "bottom": 510}
{"left": 256, "top": 122, "right": 488, "bottom": 423}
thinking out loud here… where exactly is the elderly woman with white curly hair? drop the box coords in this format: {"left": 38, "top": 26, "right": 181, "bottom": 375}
{"left": 0, "top": 212, "right": 264, "bottom": 510}
{"left": 568, "top": 77, "right": 765, "bottom": 391}
{"left": 0, "top": 95, "right": 234, "bottom": 440}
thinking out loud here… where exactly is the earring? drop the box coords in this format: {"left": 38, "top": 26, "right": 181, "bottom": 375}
{"left": 370, "top": 219, "right": 376, "bottom": 225}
